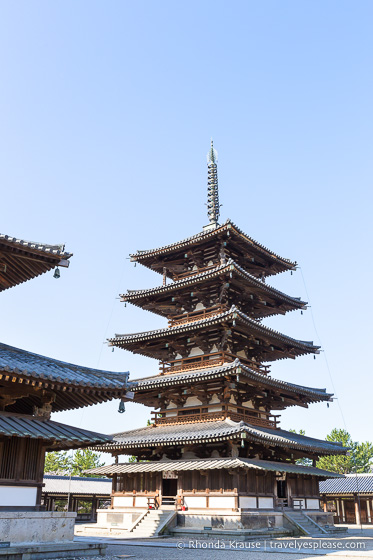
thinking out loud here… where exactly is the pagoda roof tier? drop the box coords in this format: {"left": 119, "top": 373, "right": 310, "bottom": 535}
{"left": 109, "top": 306, "right": 319, "bottom": 362}
{"left": 129, "top": 360, "right": 332, "bottom": 410}
{"left": 0, "top": 342, "right": 130, "bottom": 414}
{"left": 87, "top": 456, "right": 343, "bottom": 479}
{"left": 0, "top": 233, "right": 72, "bottom": 291}
{"left": 122, "top": 259, "right": 306, "bottom": 319}
{"left": 94, "top": 419, "right": 346, "bottom": 456}
{"left": 0, "top": 411, "right": 113, "bottom": 451}
{"left": 130, "top": 220, "right": 296, "bottom": 279}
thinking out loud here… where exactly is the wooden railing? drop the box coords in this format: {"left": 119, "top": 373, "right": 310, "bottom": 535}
{"left": 168, "top": 305, "right": 227, "bottom": 327}
{"left": 159, "top": 352, "right": 270, "bottom": 376}
{"left": 173, "top": 264, "right": 217, "bottom": 281}
{"left": 152, "top": 406, "right": 279, "bottom": 429}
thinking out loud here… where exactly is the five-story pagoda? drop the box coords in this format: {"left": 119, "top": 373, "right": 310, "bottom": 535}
{"left": 90, "top": 143, "right": 345, "bottom": 530}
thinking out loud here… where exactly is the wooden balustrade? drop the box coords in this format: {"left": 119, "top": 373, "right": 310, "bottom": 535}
{"left": 168, "top": 305, "right": 227, "bottom": 327}
{"left": 173, "top": 265, "right": 217, "bottom": 281}
{"left": 159, "top": 352, "right": 270, "bottom": 376}
{"left": 152, "top": 406, "right": 279, "bottom": 429}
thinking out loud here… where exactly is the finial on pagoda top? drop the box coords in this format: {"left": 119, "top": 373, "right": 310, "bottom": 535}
{"left": 204, "top": 139, "right": 220, "bottom": 231}
{"left": 207, "top": 138, "right": 218, "bottom": 164}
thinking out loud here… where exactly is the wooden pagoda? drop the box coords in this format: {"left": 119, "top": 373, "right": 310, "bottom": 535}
{"left": 90, "top": 143, "right": 345, "bottom": 533}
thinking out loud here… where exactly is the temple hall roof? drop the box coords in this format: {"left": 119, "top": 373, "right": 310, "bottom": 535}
{"left": 130, "top": 220, "right": 296, "bottom": 278}
{"left": 0, "top": 411, "right": 113, "bottom": 451}
{"left": 130, "top": 360, "right": 332, "bottom": 407}
{"left": 97, "top": 418, "right": 346, "bottom": 456}
{"left": 0, "top": 233, "right": 72, "bottom": 291}
{"left": 87, "top": 456, "right": 343, "bottom": 479}
{"left": 0, "top": 342, "right": 130, "bottom": 413}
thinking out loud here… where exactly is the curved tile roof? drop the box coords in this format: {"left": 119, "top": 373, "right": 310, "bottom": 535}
{"left": 0, "top": 234, "right": 72, "bottom": 258}
{"left": 131, "top": 220, "right": 296, "bottom": 270}
{"left": 0, "top": 412, "right": 113, "bottom": 451}
{"left": 320, "top": 474, "right": 373, "bottom": 494}
{"left": 123, "top": 259, "right": 306, "bottom": 314}
{"left": 111, "top": 306, "right": 319, "bottom": 355}
{"left": 88, "top": 456, "right": 342, "bottom": 479}
{"left": 131, "top": 359, "right": 332, "bottom": 403}
{"left": 43, "top": 475, "right": 112, "bottom": 495}
{"left": 0, "top": 342, "right": 129, "bottom": 389}
{"left": 99, "top": 418, "right": 345, "bottom": 455}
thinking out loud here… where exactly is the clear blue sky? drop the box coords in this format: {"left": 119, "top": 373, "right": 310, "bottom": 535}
{"left": 1, "top": 1, "right": 372, "bottom": 460}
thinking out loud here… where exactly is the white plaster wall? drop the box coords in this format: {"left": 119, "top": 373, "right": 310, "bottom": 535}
{"left": 135, "top": 497, "right": 148, "bottom": 507}
{"left": 209, "top": 497, "right": 235, "bottom": 509}
{"left": 195, "top": 303, "right": 205, "bottom": 311}
{"left": 239, "top": 497, "right": 257, "bottom": 508}
{"left": 189, "top": 347, "right": 203, "bottom": 357}
{"left": 0, "top": 486, "right": 37, "bottom": 507}
{"left": 210, "top": 394, "right": 221, "bottom": 404}
{"left": 113, "top": 496, "right": 133, "bottom": 507}
{"left": 258, "top": 497, "right": 274, "bottom": 509}
{"left": 242, "top": 400, "right": 253, "bottom": 407}
{"left": 166, "top": 403, "right": 177, "bottom": 409}
{"left": 165, "top": 410, "right": 177, "bottom": 417}
{"left": 306, "top": 499, "right": 320, "bottom": 510}
{"left": 186, "top": 396, "right": 202, "bottom": 406}
{"left": 183, "top": 496, "right": 206, "bottom": 508}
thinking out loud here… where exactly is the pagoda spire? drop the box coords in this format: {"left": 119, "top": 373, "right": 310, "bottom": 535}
{"left": 206, "top": 139, "right": 220, "bottom": 229}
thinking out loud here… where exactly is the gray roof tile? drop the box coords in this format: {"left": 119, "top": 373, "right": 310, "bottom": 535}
{"left": 0, "top": 412, "right": 113, "bottom": 450}
{"left": 111, "top": 306, "right": 319, "bottom": 353}
{"left": 0, "top": 342, "right": 129, "bottom": 389}
{"left": 43, "top": 475, "right": 112, "bottom": 495}
{"left": 319, "top": 474, "right": 373, "bottom": 494}
{"left": 131, "top": 359, "right": 331, "bottom": 402}
{"left": 99, "top": 419, "right": 345, "bottom": 455}
{"left": 88, "top": 456, "right": 342, "bottom": 479}
{"left": 131, "top": 220, "right": 296, "bottom": 269}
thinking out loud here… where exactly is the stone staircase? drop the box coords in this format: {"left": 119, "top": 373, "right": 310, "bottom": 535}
{"left": 129, "top": 509, "right": 175, "bottom": 538}
{"left": 285, "top": 511, "right": 328, "bottom": 536}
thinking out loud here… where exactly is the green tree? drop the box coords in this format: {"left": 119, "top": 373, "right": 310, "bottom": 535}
{"left": 44, "top": 451, "right": 71, "bottom": 474}
{"left": 316, "top": 429, "right": 373, "bottom": 474}
{"left": 70, "top": 449, "right": 104, "bottom": 476}
{"left": 44, "top": 449, "right": 104, "bottom": 477}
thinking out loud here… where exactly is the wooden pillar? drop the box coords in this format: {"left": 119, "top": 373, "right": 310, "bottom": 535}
{"left": 92, "top": 495, "right": 98, "bottom": 521}
{"left": 322, "top": 495, "right": 327, "bottom": 512}
{"left": 341, "top": 499, "right": 345, "bottom": 522}
{"left": 354, "top": 494, "right": 361, "bottom": 526}
{"left": 365, "top": 499, "right": 370, "bottom": 524}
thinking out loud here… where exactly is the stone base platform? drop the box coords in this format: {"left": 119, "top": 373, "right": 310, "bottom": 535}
{"left": 0, "top": 511, "right": 76, "bottom": 545}
{"left": 0, "top": 542, "right": 106, "bottom": 560}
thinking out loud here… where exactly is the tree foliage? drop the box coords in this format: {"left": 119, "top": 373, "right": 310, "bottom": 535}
{"left": 289, "top": 428, "right": 373, "bottom": 474}
{"left": 316, "top": 429, "right": 373, "bottom": 474}
{"left": 44, "top": 448, "right": 104, "bottom": 477}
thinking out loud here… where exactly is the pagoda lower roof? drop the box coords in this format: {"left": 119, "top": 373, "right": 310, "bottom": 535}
{"left": 0, "top": 411, "right": 113, "bottom": 451}
{"left": 0, "top": 342, "right": 130, "bottom": 413}
{"left": 129, "top": 360, "right": 332, "bottom": 407}
{"left": 0, "top": 233, "right": 72, "bottom": 291}
{"left": 87, "top": 456, "right": 343, "bottom": 479}
{"left": 110, "top": 306, "right": 319, "bottom": 361}
{"left": 97, "top": 419, "right": 346, "bottom": 456}
{"left": 130, "top": 220, "right": 296, "bottom": 277}
{"left": 122, "top": 259, "right": 306, "bottom": 318}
